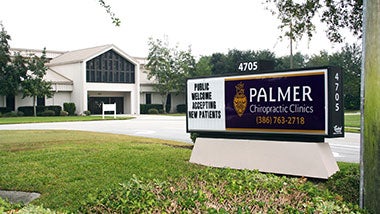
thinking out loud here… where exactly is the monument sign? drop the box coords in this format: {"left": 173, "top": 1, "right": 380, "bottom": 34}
{"left": 187, "top": 67, "right": 344, "bottom": 141}
{"left": 187, "top": 67, "right": 344, "bottom": 178}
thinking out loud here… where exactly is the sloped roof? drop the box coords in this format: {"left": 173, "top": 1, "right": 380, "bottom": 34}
{"left": 44, "top": 68, "right": 73, "bottom": 85}
{"left": 48, "top": 44, "right": 113, "bottom": 66}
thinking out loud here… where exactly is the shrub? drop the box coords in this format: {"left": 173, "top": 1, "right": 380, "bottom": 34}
{"left": 48, "top": 105, "right": 62, "bottom": 116}
{"left": 18, "top": 105, "right": 62, "bottom": 116}
{"left": 165, "top": 104, "right": 171, "bottom": 113}
{"left": 40, "top": 110, "right": 56, "bottom": 117}
{"left": 148, "top": 108, "right": 159, "bottom": 114}
{"left": 176, "top": 104, "right": 187, "bottom": 113}
{"left": 190, "top": 132, "right": 199, "bottom": 143}
{"left": 17, "top": 111, "right": 24, "bottom": 117}
{"left": 17, "top": 106, "right": 34, "bottom": 116}
{"left": 60, "top": 110, "right": 69, "bottom": 116}
{"left": 2, "top": 111, "right": 18, "bottom": 117}
{"left": 80, "top": 169, "right": 364, "bottom": 213}
{"left": 64, "top": 103, "right": 76, "bottom": 116}
{"left": 140, "top": 104, "right": 163, "bottom": 114}
{"left": 83, "top": 110, "right": 91, "bottom": 116}
{"left": 0, "top": 107, "right": 10, "bottom": 114}
{"left": 324, "top": 162, "right": 360, "bottom": 204}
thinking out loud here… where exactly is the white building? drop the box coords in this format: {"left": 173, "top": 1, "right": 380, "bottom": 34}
{"left": 0, "top": 45, "right": 186, "bottom": 115}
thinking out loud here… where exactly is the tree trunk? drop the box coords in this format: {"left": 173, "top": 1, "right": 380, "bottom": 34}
{"left": 161, "top": 93, "right": 168, "bottom": 114}
{"left": 33, "top": 96, "right": 37, "bottom": 117}
{"left": 360, "top": 0, "right": 380, "bottom": 212}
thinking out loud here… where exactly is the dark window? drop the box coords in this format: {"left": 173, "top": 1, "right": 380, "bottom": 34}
{"left": 86, "top": 50, "right": 135, "bottom": 83}
{"left": 146, "top": 94, "right": 152, "bottom": 104}
{"left": 37, "top": 96, "right": 45, "bottom": 106}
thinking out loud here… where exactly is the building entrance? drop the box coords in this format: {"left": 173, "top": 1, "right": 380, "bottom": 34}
{"left": 88, "top": 97, "right": 124, "bottom": 114}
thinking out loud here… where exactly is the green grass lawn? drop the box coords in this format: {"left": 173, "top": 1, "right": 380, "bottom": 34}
{"left": 345, "top": 113, "right": 361, "bottom": 133}
{"left": 0, "top": 116, "right": 133, "bottom": 125}
{"left": 0, "top": 130, "right": 363, "bottom": 213}
{"left": 345, "top": 113, "right": 361, "bottom": 128}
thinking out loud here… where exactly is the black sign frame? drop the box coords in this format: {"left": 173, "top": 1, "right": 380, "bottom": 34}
{"left": 186, "top": 66, "right": 344, "bottom": 142}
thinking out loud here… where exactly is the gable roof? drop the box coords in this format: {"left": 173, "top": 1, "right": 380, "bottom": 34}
{"left": 48, "top": 44, "right": 138, "bottom": 66}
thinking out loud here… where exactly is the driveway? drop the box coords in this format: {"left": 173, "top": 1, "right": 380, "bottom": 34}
{"left": 0, "top": 115, "right": 360, "bottom": 163}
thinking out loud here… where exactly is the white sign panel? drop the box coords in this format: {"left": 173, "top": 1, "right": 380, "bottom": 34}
{"left": 187, "top": 77, "right": 225, "bottom": 131}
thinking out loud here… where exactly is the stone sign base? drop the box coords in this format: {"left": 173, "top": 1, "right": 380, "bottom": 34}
{"left": 189, "top": 138, "right": 339, "bottom": 179}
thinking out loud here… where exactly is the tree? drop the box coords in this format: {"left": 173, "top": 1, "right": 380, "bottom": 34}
{"left": 361, "top": 0, "right": 380, "bottom": 212}
{"left": 265, "top": 0, "right": 319, "bottom": 68}
{"left": 194, "top": 56, "right": 212, "bottom": 77}
{"left": 0, "top": 22, "right": 18, "bottom": 97}
{"left": 307, "top": 44, "right": 361, "bottom": 110}
{"left": 97, "top": 0, "right": 120, "bottom": 26}
{"left": 275, "top": 52, "right": 307, "bottom": 70}
{"left": 146, "top": 37, "right": 195, "bottom": 113}
{"left": 330, "top": 44, "right": 361, "bottom": 110}
{"left": 21, "top": 49, "right": 53, "bottom": 116}
{"left": 265, "top": 0, "right": 363, "bottom": 67}
{"left": 265, "top": 0, "right": 363, "bottom": 43}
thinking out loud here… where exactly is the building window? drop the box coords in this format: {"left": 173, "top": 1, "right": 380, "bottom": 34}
{"left": 86, "top": 50, "right": 135, "bottom": 83}
{"left": 146, "top": 94, "right": 152, "bottom": 104}
{"left": 37, "top": 96, "right": 45, "bottom": 106}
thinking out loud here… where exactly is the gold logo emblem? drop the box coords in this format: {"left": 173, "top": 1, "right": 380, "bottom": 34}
{"left": 233, "top": 82, "right": 247, "bottom": 117}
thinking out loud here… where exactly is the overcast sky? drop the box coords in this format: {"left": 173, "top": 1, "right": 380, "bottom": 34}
{"left": 0, "top": 0, "right": 358, "bottom": 58}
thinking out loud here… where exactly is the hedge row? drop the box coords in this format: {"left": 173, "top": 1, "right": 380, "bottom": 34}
{"left": 140, "top": 104, "right": 171, "bottom": 114}
{"left": 17, "top": 105, "right": 62, "bottom": 116}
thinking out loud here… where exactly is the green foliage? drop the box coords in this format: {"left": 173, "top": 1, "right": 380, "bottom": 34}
{"left": 147, "top": 108, "right": 159, "bottom": 114}
{"left": 190, "top": 132, "right": 199, "bottom": 143}
{"left": 18, "top": 105, "right": 62, "bottom": 116}
{"left": 276, "top": 52, "right": 307, "bottom": 70}
{"left": 325, "top": 162, "right": 360, "bottom": 204}
{"left": 20, "top": 48, "right": 53, "bottom": 116}
{"left": 210, "top": 49, "right": 276, "bottom": 75}
{"left": 204, "top": 45, "right": 361, "bottom": 110}
{"left": 0, "top": 23, "right": 27, "bottom": 97}
{"left": 0, "top": 198, "right": 23, "bottom": 213}
{"left": 194, "top": 56, "right": 212, "bottom": 77}
{"left": 83, "top": 110, "right": 91, "bottom": 116}
{"left": 63, "top": 102, "right": 76, "bottom": 116}
{"left": 146, "top": 36, "right": 195, "bottom": 113}
{"left": 176, "top": 104, "right": 186, "bottom": 113}
{"left": 140, "top": 104, "right": 164, "bottom": 114}
{"left": 97, "top": 0, "right": 121, "bottom": 26}
{"left": 2, "top": 111, "right": 17, "bottom": 117}
{"left": 307, "top": 44, "right": 362, "bottom": 110}
{"left": 265, "top": 0, "right": 363, "bottom": 43}
{"left": 0, "top": 130, "right": 193, "bottom": 212}
{"left": 60, "top": 110, "right": 69, "bottom": 116}
{"left": 80, "top": 168, "right": 364, "bottom": 213}
{"left": 40, "top": 110, "right": 56, "bottom": 117}
{"left": 0, "top": 130, "right": 363, "bottom": 213}
{"left": 0, "top": 107, "right": 9, "bottom": 114}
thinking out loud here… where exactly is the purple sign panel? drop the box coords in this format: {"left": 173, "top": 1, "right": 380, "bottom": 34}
{"left": 224, "top": 71, "right": 327, "bottom": 135}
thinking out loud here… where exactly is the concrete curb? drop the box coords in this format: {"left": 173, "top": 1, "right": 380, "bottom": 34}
{"left": 0, "top": 190, "right": 40, "bottom": 204}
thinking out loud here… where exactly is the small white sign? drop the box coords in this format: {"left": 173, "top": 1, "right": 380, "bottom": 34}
{"left": 102, "top": 103, "right": 116, "bottom": 119}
